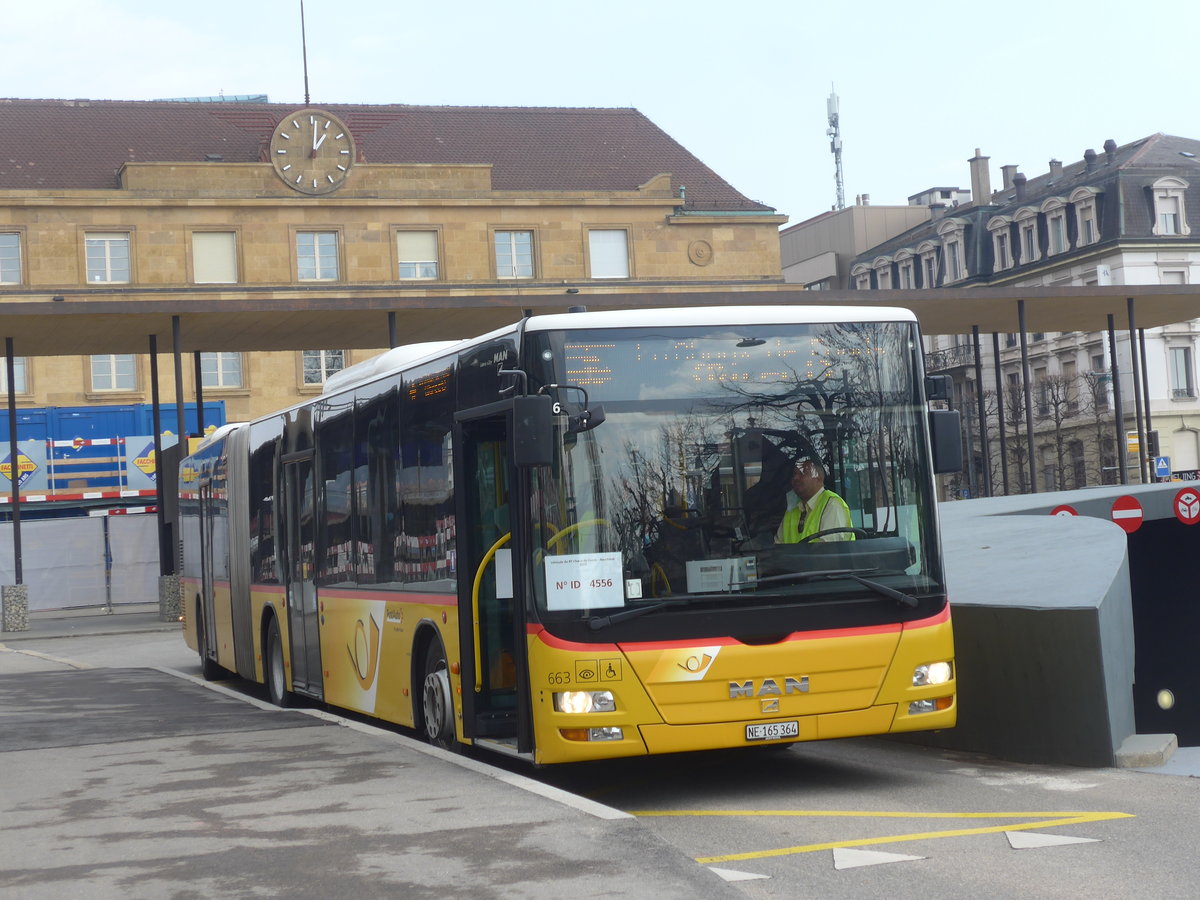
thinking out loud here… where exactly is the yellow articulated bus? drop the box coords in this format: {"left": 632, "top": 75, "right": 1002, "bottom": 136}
{"left": 180, "top": 305, "right": 959, "bottom": 764}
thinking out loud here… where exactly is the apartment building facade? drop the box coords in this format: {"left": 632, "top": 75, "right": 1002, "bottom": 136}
{"left": 846, "top": 136, "right": 1200, "bottom": 494}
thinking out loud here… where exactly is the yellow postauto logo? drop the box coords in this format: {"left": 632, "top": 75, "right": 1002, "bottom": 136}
{"left": 347, "top": 615, "right": 381, "bottom": 690}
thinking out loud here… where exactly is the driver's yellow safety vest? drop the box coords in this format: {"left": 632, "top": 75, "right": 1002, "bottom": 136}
{"left": 777, "top": 490, "right": 853, "bottom": 543}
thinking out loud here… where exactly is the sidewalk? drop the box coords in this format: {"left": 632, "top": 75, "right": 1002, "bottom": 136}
{"left": 1, "top": 603, "right": 178, "bottom": 641}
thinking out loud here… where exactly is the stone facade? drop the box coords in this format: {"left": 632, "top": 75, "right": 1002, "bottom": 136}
{"left": 0, "top": 100, "right": 785, "bottom": 426}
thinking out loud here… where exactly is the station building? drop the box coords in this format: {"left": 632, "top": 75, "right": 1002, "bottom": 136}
{"left": 0, "top": 98, "right": 785, "bottom": 431}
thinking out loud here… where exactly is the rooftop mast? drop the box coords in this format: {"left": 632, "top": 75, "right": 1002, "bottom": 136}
{"left": 827, "top": 89, "right": 845, "bottom": 211}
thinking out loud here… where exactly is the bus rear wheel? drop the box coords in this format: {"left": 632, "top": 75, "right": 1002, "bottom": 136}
{"left": 265, "top": 616, "right": 292, "bottom": 708}
{"left": 421, "top": 642, "right": 455, "bottom": 749}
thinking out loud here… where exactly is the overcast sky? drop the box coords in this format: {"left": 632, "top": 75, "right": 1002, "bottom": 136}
{"left": 5, "top": 0, "right": 1190, "bottom": 224}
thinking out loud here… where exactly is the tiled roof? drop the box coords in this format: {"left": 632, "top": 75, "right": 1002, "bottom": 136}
{"left": 0, "top": 98, "right": 771, "bottom": 211}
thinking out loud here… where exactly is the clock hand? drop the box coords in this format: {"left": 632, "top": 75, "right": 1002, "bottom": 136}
{"left": 313, "top": 132, "right": 328, "bottom": 151}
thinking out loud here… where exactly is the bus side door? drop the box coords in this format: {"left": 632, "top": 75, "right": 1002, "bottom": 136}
{"left": 281, "top": 454, "right": 323, "bottom": 698}
{"left": 455, "top": 410, "right": 533, "bottom": 753}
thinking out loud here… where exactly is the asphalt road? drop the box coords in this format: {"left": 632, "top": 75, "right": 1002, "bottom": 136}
{"left": 3, "top": 615, "right": 1199, "bottom": 898}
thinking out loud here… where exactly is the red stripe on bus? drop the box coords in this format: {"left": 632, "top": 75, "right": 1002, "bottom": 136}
{"left": 529, "top": 603, "right": 950, "bottom": 652}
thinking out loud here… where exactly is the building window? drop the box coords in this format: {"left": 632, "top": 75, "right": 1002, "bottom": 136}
{"left": 937, "top": 220, "right": 968, "bottom": 283}
{"left": 1014, "top": 210, "right": 1040, "bottom": 265}
{"left": 200, "top": 352, "right": 244, "bottom": 389}
{"left": 192, "top": 232, "right": 237, "bottom": 283}
{"left": 1170, "top": 346, "right": 1196, "bottom": 399}
{"left": 588, "top": 229, "right": 630, "bottom": 279}
{"left": 495, "top": 230, "right": 534, "bottom": 279}
{"left": 91, "top": 354, "right": 136, "bottom": 391}
{"left": 1151, "top": 177, "right": 1191, "bottom": 237}
{"left": 896, "top": 255, "right": 914, "bottom": 288}
{"left": 996, "top": 232, "right": 1011, "bottom": 270}
{"left": 1072, "top": 188, "right": 1101, "bottom": 246}
{"left": 1035, "top": 367, "right": 1049, "bottom": 416}
{"left": 303, "top": 349, "right": 345, "bottom": 385}
{"left": 85, "top": 233, "right": 131, "bottom": 283}
{"left": 873, "top": 258, "right": 892, "bottom": 289}
{"left": 396, "top": 230, "right": 439, "bottom": 280}
{"left": 0, "top": 233, "right": 21, "bottom": 284}
{"left": 296, "top": 232, "right": 339, "bottom": 281}
{"left": 917, "top": 243, "right": 938, "bottom": 287}
{"left": 1048, "top": 212, "right": 1067, "bottom": 254}
{"left": 0, "top": 356, "right": 28, "bottom": 393}
{"left": 852, "top": 268, "right": 871, "bottom": 289}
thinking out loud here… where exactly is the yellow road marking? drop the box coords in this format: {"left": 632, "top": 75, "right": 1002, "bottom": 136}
{"left": 629, "top": 810, "right": 1135, "bottom": 865}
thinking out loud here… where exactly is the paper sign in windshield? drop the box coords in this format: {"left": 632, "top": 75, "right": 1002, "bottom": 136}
{"left": 545, "top": 552, "right": 624, "bottom": 611}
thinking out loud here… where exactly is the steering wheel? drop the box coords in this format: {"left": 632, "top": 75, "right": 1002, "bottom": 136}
{"left": 798, "top": 527, "right": 869, "bottom": 544}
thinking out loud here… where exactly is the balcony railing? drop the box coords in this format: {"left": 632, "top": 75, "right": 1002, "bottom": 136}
{"left": 926, "top": 344, "right": 977, "bottom": 372}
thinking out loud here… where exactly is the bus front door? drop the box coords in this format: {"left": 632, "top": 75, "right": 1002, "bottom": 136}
{"left": 457, "top": 414, "right": 532, "bottom": 752}
{"left": 281, "top": 456, "right": 323, "bottom": 698}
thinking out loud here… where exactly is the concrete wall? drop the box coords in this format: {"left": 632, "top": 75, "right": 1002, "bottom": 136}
{"left": 918, "top": 481, "right": 1194, "bottom": 766}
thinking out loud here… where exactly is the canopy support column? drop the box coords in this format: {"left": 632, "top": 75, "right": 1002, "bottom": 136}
{"left": 972, "top": 325, "right": 990, "bottom": 497}
{"left": 1018, "top": 300, "right": 1037, "bottom": 493}
{"left": 1, "top": 337, "right": 27, "bottom": 632}
{"left": 1128, "top": 298, "right": 1147, "bottom": 483}
{"left": 1107, "top": 315, "right": 1127, "bottom": 485}
{"left": 991, "top": 332, "right": 1009, "bottom": 495}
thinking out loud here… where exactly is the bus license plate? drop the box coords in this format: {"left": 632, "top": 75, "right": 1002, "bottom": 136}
{"left": 745, "top": 720, "right": 799, "bottom": 742}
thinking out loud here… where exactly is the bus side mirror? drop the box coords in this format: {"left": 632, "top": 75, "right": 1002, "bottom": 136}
{"left": 929, "top": 409, "right": 963, "bottom": 474}
{"left": 925, "top": 374, "right": 952, "bottom": 402}
{"left": 512, "top": 394, "right": 555, "bottom": 467}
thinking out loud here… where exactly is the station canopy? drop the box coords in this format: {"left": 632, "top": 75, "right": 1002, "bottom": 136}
{"left": 0, "top": 282, "right": 1196, "bottom": 357}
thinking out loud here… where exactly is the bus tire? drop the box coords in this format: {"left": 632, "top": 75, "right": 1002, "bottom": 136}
{"left": 265, "top": 616, "right": 292, "bottom": 708}
{"left": 421, "top": 641, "right": 455, "bottom": 749}
{"left": 196, "top": 600, "right": 221, "bottom": 682}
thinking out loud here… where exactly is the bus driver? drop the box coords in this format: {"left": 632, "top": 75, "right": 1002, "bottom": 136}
{"left": 775, "top": 456, "right": 854, "bottom": 544}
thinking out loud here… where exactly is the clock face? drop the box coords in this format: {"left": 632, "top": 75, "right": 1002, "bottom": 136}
{"left": 269, "top": 108, "right": 356, "bottom": 195}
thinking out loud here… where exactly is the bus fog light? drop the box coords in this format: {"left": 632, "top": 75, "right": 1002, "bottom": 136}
{"left": 913, "top": 661, "right": 953, "bottom": 686}
{"left": 588, "top": 727, "right": 623, "bottom": 741}
{"left": 554, "top": 690, "right": 616, "bottom": 714}
{"left": 909, "top": 696, "right": 953, "bottom": 714}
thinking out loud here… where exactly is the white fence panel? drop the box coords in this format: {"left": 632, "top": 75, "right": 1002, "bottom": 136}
{"left": 108, "top": 515, "right": 160, "bottom": 606}
{"left": 0, "top": 519, "right": 107, "bottom": 611}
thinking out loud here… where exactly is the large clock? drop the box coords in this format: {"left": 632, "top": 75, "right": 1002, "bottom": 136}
{"left": 269, "top": 108, "right": 356, "bottom": 195}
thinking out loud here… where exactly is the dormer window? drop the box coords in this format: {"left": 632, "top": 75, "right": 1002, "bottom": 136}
{"left": 1042, "top": 198, "right": 1069, "bottom": 255}
{"left": 1071, "top": 187, "right": 1101, "bottom": 246}
{"left": 936, "top": 219, "right": 969, "bottom": 284}
{"left": 895, "top": 250, "right": 915, "bottom": 288}
{"left": 872, "top": 256, "right": 893, "bottom": 289}
{"left": 987, "top": 216, "right": 1014, "bottom": 272}
{"left": 851, "top": 263, "right": 872, "bottom": 290}
{"left": 1151, "top": 177, "right": 1190, "bottom": 236}
{"left": 916, "top": 241, "right": 938, "bottom": 288}
{"left": 1015, "top": 207, "right": 1040, "bottom": 264}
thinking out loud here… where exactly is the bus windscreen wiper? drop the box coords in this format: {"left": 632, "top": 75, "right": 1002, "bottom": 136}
{"left": 756, "top": 568, "right": 918, "bottom": 609}
{"left": 587, "top": 596, "right": 707, "bottom": 630}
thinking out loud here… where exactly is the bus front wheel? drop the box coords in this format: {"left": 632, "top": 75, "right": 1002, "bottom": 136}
{"left": 421, "top": 642, "right": 455, "bottom": 749}
{"left": 265, "top": 617, "right": 292, "bottom": 708}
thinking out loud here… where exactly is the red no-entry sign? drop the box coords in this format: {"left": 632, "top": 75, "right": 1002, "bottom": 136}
{"left": 1111, "top": 495, "right": 1144, "bottom": 533}
{"left": 1175, "top": 487, "right": 1200, "bottom": 525}
{"left": 1050, "top": 504, "right": 1078, "bottom": 517}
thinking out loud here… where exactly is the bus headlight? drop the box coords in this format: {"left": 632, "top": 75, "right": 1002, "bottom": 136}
{"left": 913, "top": 661, "right": 953, "bottom": 686}
{"left": 554, "top": 690, "right": 616, "bottom": 714}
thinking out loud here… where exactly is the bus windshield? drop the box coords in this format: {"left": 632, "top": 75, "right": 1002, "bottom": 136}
{"left": 525, "top": 320, "right": 944, "bottom": 639}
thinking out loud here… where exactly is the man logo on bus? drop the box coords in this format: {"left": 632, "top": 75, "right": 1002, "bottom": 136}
{"left": 348, "top": 615, "right": 381, "bottom": 690}
{"left": 729, "top": 676, "right": 810, "bottom": 698}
